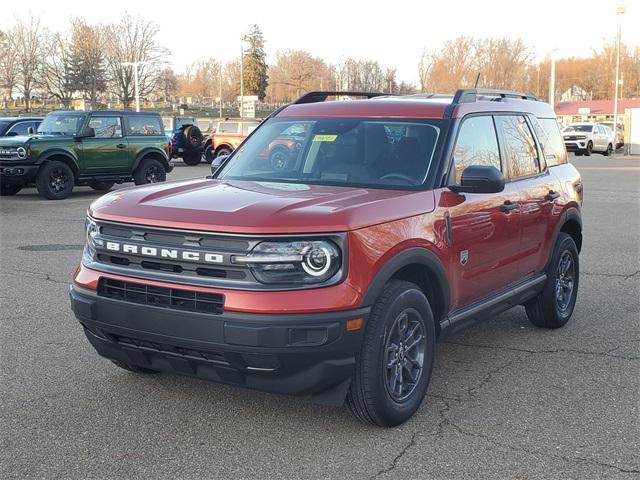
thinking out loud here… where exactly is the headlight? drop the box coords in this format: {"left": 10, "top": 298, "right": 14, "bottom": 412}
{"left": 83, "top": 217, "right": 102, "bottom": 263}
{"left": 234, "top": 240, "right": 341, "bottom": 284}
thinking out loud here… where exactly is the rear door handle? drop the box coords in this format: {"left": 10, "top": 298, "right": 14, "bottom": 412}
{"left": 500, "top": 200, "right": 519, "bottom": 212}
{"left": 545, "top": 190, "right": 561, "bottom": 201}
{"left": 116, "top": 143, "right": 126, "bottom": 149}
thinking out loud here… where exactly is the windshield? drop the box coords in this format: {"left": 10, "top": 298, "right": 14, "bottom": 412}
{"left": 217, "top": 118, "right": 441, "bottom": 189}
{"left": 37, "top": 113, "right": 86, "bottom": 135}
{"left": 564, "top": 125, "right": 593, "bottom": 133}
{"left": 0, "top": 121, "right": 10, "bottom": 134}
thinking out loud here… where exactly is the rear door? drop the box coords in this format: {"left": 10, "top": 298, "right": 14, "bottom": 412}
{"left": 446, "top": 115, "right": 523, "bottom": 308}
{"left": 82, "top": 115, "right": 129, "bottom": 172}
{"left": 495, "top": 115, "right": 558, "bottom": 277}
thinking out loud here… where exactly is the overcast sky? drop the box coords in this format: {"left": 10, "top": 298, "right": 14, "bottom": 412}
{"left": 2, "top": 0, "right": 638, "bottom": 85}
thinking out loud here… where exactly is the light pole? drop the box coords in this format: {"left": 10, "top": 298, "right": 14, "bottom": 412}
{"left": 239, "top": 34, "right": 249, "bottom": 119}
{"left": 613, "top": 6, "right": 625, "bottom": 142}
{"left": 121, "top": 61, "right": 148, "bottom": 112}
{"left": 219, "top": 63, "right": 223, "bottom": 118}
{"left": 549, "top": 49, "right": 558, "bottom": 108}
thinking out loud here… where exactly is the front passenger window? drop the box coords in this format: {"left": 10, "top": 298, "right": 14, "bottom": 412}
{"left": 453, "top": 116, "right": 501, "bottom": 184}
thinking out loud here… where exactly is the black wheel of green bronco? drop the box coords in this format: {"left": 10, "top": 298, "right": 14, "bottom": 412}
{"left": 36, "top": 161, "right": 75, "bottom": 200}
{"left": 90, "top": 181, "right": 115, "bottom": 191}
{"left": 525, "top": 232, "right": 579, "bottom": 329}
{"left": 0, "top": 183, "right": 22, "bottom": 196}
{"left": 110, "top": 360, "right": 159, "bottom": 374}
{"left": 347, "top": 280, "right": 435, "bottom": 427}
{"left": 134, "top": 158, "right": 166, "bottom": 185}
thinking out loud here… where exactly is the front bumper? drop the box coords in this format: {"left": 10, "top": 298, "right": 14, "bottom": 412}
{"left": 0, "top": 164, "right": 39, "bottom": 185}
{"left": 563, "top": 141, "right": 587, "bottom": 151}
{"left": 70, "top": 285, "right": 369, "bottom": 404}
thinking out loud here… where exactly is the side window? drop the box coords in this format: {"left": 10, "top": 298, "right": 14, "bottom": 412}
{"left": 242, "top": 123, "right": 257, "bottom": 136}
{"left": 88, "top": 116, "right": 123, "bottom": 138}
{"left": 531, "top": 117, "right": 568, "bottom": 166}
{"left": 218, "top": 122, "right": 238, "bottom": 133}
{"left": 496, "top": 115, "right": 539, "bottom": 178}
{"left": 452, "top": 116, "right": 501, "bottom": 184}
{"left": 126, "top": 115, "right": 163, "bottom": 136}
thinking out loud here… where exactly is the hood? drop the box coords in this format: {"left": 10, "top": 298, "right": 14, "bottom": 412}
{"left": 0, "top": 134, "right": 70, "bottom": 145}
{"left": 89, "top": 178, "right": 436, "bottom": 234}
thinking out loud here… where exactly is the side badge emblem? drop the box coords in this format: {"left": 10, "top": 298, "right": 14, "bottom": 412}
{"left": 460, "top": 250, "right": 469, "bottom": 266}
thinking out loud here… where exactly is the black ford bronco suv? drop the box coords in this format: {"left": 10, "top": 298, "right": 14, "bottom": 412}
{"left": 0, "top": 110, "right": 172, "bottom": 199}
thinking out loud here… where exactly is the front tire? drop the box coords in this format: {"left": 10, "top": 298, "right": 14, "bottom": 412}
{"left": 216, "top": 147, "right": 232, "bottom": 158}
{"left": 347, "top": 280, "right": 435, "bottom": 427}
{"left": 525, "top": 233, "right": 579, "bottom": 329}
{"left": 36, "top": 161, "right": 75, "bottom": 200}
{"left": 134, "top": 158, "right": 167, "bottom": 185}
{"left": 584, "top": 141, "right": 593, "bottom": 156}
{"left": 203, "top": 145, "right": 214, "bottom": 163}
{"left": 0, "top": 183, "right": 22, "bottom": 196}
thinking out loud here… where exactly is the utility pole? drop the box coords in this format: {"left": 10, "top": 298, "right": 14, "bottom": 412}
{"left": 121, "top": 61, "right": 148, "bottom": 112}
{"left": 240, "top": 34, "right": 248, "bottom": 119}
{"left": 219, "top": 63, "right": 223, "bottom": 118}
{"left": 549, "top": 49, "right": 557, "bottom": 108}
{"left": 613, "top": 6, "right": 625, "bottom": 141}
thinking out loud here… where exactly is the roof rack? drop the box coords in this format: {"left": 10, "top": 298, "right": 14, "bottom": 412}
{"left": 292, "top": 91, "right": 388, "bottom": 105}
{"left": 452, "top": 88, "right": 539, "bottom": 104}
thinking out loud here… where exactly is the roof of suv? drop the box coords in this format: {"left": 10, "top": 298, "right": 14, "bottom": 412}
{"left": 49, "top": 110, "right": 161, "bottom": 117}
{"left": 276, "top": 92, "right": 555, "bottom": 120}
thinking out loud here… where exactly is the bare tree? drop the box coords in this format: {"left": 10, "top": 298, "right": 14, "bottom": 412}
{"left": 157, "top": 68, "right": 178, "bottom": 104}
{"left": 266, "top": 50, "right": 334, "bottom": 102}
{"left": 13, "top": 16, "right": 43, "bottom": 111}
{"left": 0, "top": 30, "right": 20, "bottom": 107}
{"left": 179, "top": 59, "right": 221, "bottom": 101}
{"left": 104, "top": 14, "right": 168, "bottom": 108}
{"left": 40, "top": 32, "right": 74, "bottom": 108}
{"left": 69, "top": 18, "right": 106, "bottom": 105}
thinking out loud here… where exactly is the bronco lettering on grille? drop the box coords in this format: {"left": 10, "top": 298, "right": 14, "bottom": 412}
{"left": 103, "top": 241, "right": 223, "bottom": 263}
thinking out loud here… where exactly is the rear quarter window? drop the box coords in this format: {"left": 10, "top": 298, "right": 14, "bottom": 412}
{"left": 127, "top": 115, "right": 164, "bottom": 136}
{"left": 533, "top": 117, "right": 568, "bottom": 167}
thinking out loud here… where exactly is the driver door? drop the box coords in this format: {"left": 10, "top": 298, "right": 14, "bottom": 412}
{"left": 82, "top": 115, "right": 129, "bottom": 172}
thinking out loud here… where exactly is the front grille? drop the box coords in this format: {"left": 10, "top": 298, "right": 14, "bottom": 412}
{"left": 111, "top": 334, "right": 230, "bottom": 366}
{"left": 98, "top": 278, "right": 224, "bottom": 315}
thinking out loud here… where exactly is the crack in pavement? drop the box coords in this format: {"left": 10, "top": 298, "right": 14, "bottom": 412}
{"left": 1, "top": 268, "right": 70, "bottom": 285}
{"left": 370, "top": 431, "right": 419, "bottom": 479}
{"left": 445, "top": 340, "right": 640, "bottom": 361}
{"left": 582, "top": 270, "right": 640, "bottom": 280}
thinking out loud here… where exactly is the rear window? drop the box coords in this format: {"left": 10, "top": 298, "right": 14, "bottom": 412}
{"left": 127, "top": 115, "right": 164, "bottom": 136}
{"left": 533, "top": 117, "right": 568, "bottom": 166}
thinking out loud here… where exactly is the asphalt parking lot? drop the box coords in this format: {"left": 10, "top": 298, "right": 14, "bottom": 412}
{"left": 1, "top": 154, "right": 639, "bottom": 479}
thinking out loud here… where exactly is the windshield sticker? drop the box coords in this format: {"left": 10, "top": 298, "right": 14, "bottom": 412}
{"left": 312, "top": 134, "right": 337, "bottom": 142}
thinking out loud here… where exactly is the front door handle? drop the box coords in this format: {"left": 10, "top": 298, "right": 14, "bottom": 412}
{"left": 545, "top": 190, "right": 561, "bottom": 201}
{"left": 116, "top": 143, "right": 126, "bottom": 149}
{"left": 500, "top": 200, "right": 519, "bottom": 212}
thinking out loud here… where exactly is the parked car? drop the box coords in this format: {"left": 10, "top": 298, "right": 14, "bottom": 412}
{"left": 204, "top": 119, "right": 260, "bottom": 163}
{"left": 598, "top": 121, "right": 624, "bottom": 149}
{"left": 0, "top": 117, "right": 43, "bottom": 137}
{"left": 0, "top": 110, "right": 172, "bottom": 199}
{"left": 71, "top": 89, "right": 583, "bottom": 427}
{"left": 562, "top": 122, "right": 614, "bottom": 156}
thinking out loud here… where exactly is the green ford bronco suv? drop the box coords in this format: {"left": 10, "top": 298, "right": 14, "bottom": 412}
{"left": 0, "top": 110, "right": 173, "bottom": 199}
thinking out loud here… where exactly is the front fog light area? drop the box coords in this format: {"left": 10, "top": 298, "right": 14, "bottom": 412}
{"left": 236, "top": 240, "right": 341, "bottom": 284}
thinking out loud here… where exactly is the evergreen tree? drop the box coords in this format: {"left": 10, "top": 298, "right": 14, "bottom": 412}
{"left": 243, "top": 25, "right": 268, "bottom": 101}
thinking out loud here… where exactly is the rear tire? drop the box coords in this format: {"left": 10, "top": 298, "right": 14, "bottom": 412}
{"left": 525, "top": 233, "right": 579, "bottom": 329}
{"left": 602, "top": 143, "right": 613, "bottom": 156}
{"left": 203, "top": 145, "right": 214, "bottom": 164}
{"left": 110, "top": 360, "right": 159, "bottom": 374}
{"left": 182, "top": 151, "right": 201, "bottom": 166}
{"left": 0, "top": 183, "right": 22, "bottom": 196}
{"left": 134, "top": 158, "right": 167, "bottom": 185}
{"left": 347, "top": 280, "right": 435, "bottom": 427}
{"left": 90, "top": 181, "right": 115, "bottom": 192}
{"left": 36, "top": 161, "right": 75, "bottom": 200}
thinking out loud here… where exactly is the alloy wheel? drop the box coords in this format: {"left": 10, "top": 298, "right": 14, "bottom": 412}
{"left": 555, "top": 251, "right": 575, "bottom": 313}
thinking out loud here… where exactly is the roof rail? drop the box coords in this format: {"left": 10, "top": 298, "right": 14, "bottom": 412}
{"left": 292, "top": 91, "right": 388, "bottom": 105}
{"left": 444, "top": 88, "right": 539, "bottom": 118}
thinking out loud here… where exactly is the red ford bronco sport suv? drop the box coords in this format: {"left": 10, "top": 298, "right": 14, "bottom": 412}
{"left": 71, "top": 89, "right": 583, "bottom": 427}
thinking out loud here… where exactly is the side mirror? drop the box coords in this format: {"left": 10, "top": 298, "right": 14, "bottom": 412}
{"left": 76, "top": 127, "right": 95, "bottom": 138}
{"left": 27, "top": 126, "right": 35, "bottom": 135}
{"left": 450, "top": 165, "right": 505, "bottom": 194}
{"left": 211, "top": 154, "right": 228, "bottom": 175}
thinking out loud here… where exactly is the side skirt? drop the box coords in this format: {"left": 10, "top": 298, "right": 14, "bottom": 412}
{"left": 439, "top": 274, "right": 547, "bottom": 340}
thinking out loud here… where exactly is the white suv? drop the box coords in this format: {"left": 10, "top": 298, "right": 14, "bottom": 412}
{"left": 562, "top": 123, "right": 614, "bottom": 156}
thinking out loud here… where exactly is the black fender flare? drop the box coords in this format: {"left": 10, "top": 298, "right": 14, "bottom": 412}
{"left": 37, "top": 149, "right": 80, "bottom": 173}
{"left": 132, "top": 147, "right": 172, "bottom": 172}
{"left": 546, "top": 206, "right": 582, "bottom": 269}
{"left": 361, "top": 247, "right": 451, "bottom": 316}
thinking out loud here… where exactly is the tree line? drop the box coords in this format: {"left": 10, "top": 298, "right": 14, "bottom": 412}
{"left": 1, "top": 15, "right": 638, "bottom": 112}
